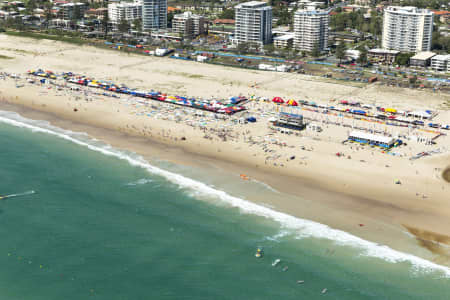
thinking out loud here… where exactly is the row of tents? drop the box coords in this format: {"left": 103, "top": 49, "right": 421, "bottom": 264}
{"left": 28, "top": 70, "right": 247, "bottom": 115}
{"left": 339, "top": 100, "right": 434, "bottom": 119}
{"left": 272, "top": 96, "right": 448, "bottom": 130}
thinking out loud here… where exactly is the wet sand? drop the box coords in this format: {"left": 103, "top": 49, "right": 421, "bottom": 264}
{"left": 1, "top": 34, "right": 450, "bottom": 265}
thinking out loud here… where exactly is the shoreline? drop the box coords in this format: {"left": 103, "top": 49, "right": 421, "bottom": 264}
{"left": 1, "top": 91, "right": 449, "bottom": 268}
{"left": 0, "top": 34, "right": 449, "bottom": 267}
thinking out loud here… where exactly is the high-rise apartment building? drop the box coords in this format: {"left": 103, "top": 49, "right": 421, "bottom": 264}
{"left": 172, "top": 11, "right": 206, "bottom": 39}
{"left": 142, "top": 0, "right": 167, "bottom": 31}
{"left": 293, "top": 7, "right": 329, "bottom": 52}
{"left": 234, "top": 1, "right": 272, "bottom": 45}
{"left": 382, "top": 6, "right": 434, "bottom": 53}
{"left": 108, "top": 1, "right": 142, "bottom": 26}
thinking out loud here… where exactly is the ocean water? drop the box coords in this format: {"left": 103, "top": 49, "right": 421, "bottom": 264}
{"left": 0, "top": 111, "right": 449, "bottom": 300}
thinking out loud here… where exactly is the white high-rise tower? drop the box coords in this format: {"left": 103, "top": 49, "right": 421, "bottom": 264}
{"left": 382, "top": 6, "right": 434, "bottom": 52}
{"left": 142, "top": 0, "right": 167, "bottom": 31}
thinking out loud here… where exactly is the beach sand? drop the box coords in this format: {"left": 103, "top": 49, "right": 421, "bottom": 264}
{"left": 1, "top": 34, "right": 450, "bottom": 265}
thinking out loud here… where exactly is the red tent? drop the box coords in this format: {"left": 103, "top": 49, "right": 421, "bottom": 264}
{"left": 287, "top": 99, "right": 298, "bottom": 106}
{"left": 272, "top": 97, "right": 284, "bottom": 103}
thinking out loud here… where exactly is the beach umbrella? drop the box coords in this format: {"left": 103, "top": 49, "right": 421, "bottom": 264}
{"left": 272, "top": 97, "right": 284, "bottom": 103}
{"left": 287, "top": 99, "right": 298, "bottom": 106}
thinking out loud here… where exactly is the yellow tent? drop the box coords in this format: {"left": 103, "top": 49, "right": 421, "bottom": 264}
{"left": 385, "top": 108, "right": 397, "bottom": 113}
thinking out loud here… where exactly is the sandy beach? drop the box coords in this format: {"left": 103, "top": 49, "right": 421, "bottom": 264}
{"left": 1, "top": 34, "right": 450, "bottom": 265}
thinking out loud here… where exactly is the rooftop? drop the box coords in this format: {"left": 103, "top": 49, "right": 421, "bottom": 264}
{"left": 385, "top": 6, "right": 433, "bottom": 15}
{"left": 235, "top": 1, "right": 270, "bottom": 9}
{"left": 213, "top": 19, "right": 235, "bottom": 25}
{"left": 432, "top": 54, "right": 450, "bottom": 61}
{"left": 368, "top": 48, "right": 399, "bottom": 55}
{"left": 273, "top": 34, "right": 294, "bottom": 41}
{"left": 411, "top": 52, "right": 436, "bottom": 61}
{"left": 295, "top": 8, "right": 330, "bottom": 15}
{"left": 432, "top": 10, "right": 450, "bottom": 16}
{"left": 61, "top": 2, "right": 86, "bottom": 7}
{"left": 167, "top": 7, "right": 180, "bottom": 12}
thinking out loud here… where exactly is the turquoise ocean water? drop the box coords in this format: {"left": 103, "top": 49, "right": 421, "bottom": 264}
{"left": 0, "top": 110, "right": 449, "bottom": 300}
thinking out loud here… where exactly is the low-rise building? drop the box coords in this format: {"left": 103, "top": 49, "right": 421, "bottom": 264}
{"left": 345, "top": 49, "right": 360, "bottom": 60}
{"left": 330, "top": 32, "right": 360, "bottom": 44}
{"left": 409, "top": 51, "right": 436, "bottom": 68}
{"left": 273, "top": 33, "right": 294, "bottom": 49}
{"left": 430, "top": 54, "right": 450, "bottom": 72}
{"left": 432, "top": 10, "right": 450, "bottom": 23}
{"left": 213, "top": 19, "right": 235, "bottom": 26}
{"left": 367, "top": 48, "right": 399, "bottom": 65}
{"left": 85, "top": 8, "right": 107, "bottom": 19}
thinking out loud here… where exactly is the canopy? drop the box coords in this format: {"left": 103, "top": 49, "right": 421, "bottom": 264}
{"left": 385, "top": 108, "right": 397, "bottom": 113}
{"left": 287, "top": 99, "right": 298, "bottom": 106}
{"left": 272, "top": 97, "right": 284, "bottom": 103}
{"left": 349, "top": 131, "right": 395, "bottom": 146}
{"left": 409, "top": 110, "right": 431, "bottom": 118}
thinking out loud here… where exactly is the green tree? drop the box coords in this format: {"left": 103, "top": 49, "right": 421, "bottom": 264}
{"left": 44, "top": 2, "right": 53, "bottom": 29}
{"left": 133, "top": 18, "right": 142, "bottom": 32}
{"left": 118, "top": 18, "right": 130, "bottom": 33}
{"left": 432, "top": 31, "right": 442, "bottom": 50}
{"left": 237, "top": 42, "right": 250, "bottom": 54}
{"left": 219, "top": 9, "right": 234, "bottom": 20}
{"left": 167, "top": 11, "right": 175, "bottom": 27}
{"left": 263, "top": 43, "right": 275, "bottom": 55}
{"left": 103, "top": 1, "right": 109, "bottom": 38}
{"left": 395, "top": 53, "right": 414, "bottom": 66}
{"left": 369, "top": 13, "right": 382, "bottom": 36}
{"left": 357, "top": 48, "right": 368, "bottom": 65}
{"left": 72, "top": 6, "right": 82, "bottom": 21}
{"left": 409, "top": 75, "right": 417, "bottom": 86}
{"left": 25, "top": 0, "right": 37, "bottom": 15}
{"left": 311, "top": 42, "right": 320, "bottom": 58}
{"left": 335, "top": 42, "right": 346, "bottom": 63}
{"left": 275, "top": 7, "right": 292, "bottom": 26}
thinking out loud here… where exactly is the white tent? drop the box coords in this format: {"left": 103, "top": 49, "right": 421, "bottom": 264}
{"left": 349, "top": 131, "right": 395, "bottom": 147}
{"left": 408, "top": 111, "right": 431, "bottom": 119}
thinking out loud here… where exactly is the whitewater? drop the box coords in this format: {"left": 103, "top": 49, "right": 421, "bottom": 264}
{"left": 0, "top": 110, "right": 449, "bottom": 278}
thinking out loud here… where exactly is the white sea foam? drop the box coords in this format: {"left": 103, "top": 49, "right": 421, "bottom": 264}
{"left": 265, "top": 230, "right": 290, "bottom": 242}
{"left": 1, "top": 110, "right": 449, "bottom": 278}
{"left": 251, "top": 179, "right": 280, "bottom": 194}
{"left": 126, "top": 178, "right": 154, "bottom": 186}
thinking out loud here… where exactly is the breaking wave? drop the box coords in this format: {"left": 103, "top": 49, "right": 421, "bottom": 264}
{"left": 0, "top": 110, "right": 449, "bottom": 278}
